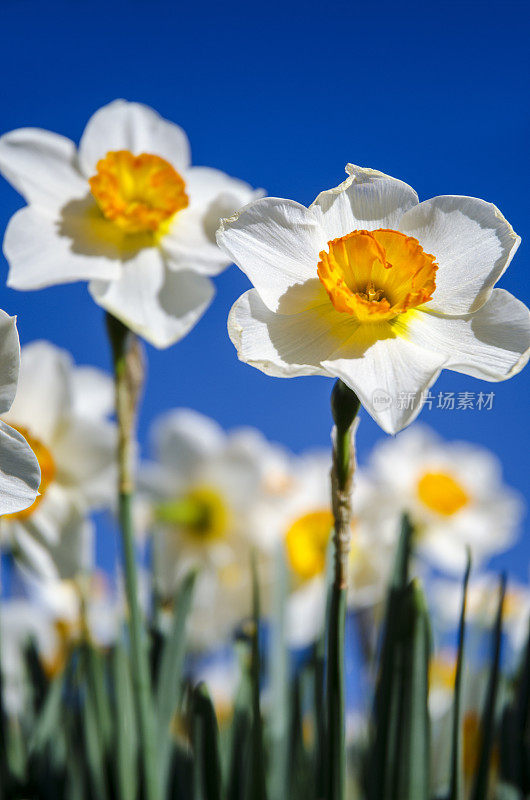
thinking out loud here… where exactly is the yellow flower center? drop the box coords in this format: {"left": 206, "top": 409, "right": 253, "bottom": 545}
{"left": 4, "top": 426, "right": 55, "bottom": 521}
{"left": 285, "top": 510, "right": 334, "bottom": 581}
{"left": 89, "top": 150, "right": 189, "bottom": 235}
{"left": 429, "top": 654, "right": 456, "bottom": 691}
{"left": 462, "top": 710, "right": 499, "bottom": 783}
{"left": 42, "top": 617, "right": 78, "bottom": 679}
{"left": 317, "top": 229, "right": 437, "bottom": 322}
{"left": 417, "top": 471, "right": 470, "bottom": 516}
{"left": 156, "top": 486, "right": 230, "bottom": 543}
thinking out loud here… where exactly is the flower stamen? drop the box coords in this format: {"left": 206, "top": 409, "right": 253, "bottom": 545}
{"left": 317, "top": 229, "right": 437, "bottom": 322}
{"left": 89, "top": 150, "right": 189, "bottom": 235}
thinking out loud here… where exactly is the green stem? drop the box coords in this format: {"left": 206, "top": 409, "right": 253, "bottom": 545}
{"left": 326, "top": 380, "right": 360, "bottom": 800}
{"left": 106, "top": 313, "right": 159, "bottom": 800}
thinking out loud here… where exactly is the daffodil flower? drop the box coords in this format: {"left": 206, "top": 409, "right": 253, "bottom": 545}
{"left": 140, "top": 409, "right": 277, "bottom": 649}
{"left": 0, "top": 312, "right": 40, "bottom": 517}
{"left": 364, "top": 425, "right": 522, "bottom": 572}
{"left": 0, "top": 100, "right": 260, "bottom": 347}
{"left": 1, "top": 341, "right": 116, "bottom": 580}
{"left": 218, "top": 164, "right": 530, "bottom": 433}
{"left": 254, "top": 451, "right": 395, "bottom": 647}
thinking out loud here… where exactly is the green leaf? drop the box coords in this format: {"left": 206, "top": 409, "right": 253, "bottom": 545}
{"left": 448, "top": 553, "right": 471, "bottom": 800}
{"left": 395, "top": 580, "right": 431, "bottom": 800}
{"left": 470, "top": 574, "right": 506, "bottom": 800}
{"left": 226, "top": 637, "right": 253, "bottom": 800}
{"left": 500, "top": 616, "right": 530, "bottom": 792}
{"left": 27, "top": 663, "right": 68, "bottom": 756}
{"left": 367, "top": 513, "right": 414, "bottom": 800}
{"left": 81, "top": 655, "right": 110, "bottom": 800}
{"left": 313, "top": 644, "right": 326, "bottom": 799}
{"left": 267, "top": 545, "right": 289, "bottom": 800}
{"left": 84, "top": 642, "right": 113, "bottom": 750}
{"left": 111, "top": 641, "right": 138, "bottom": 800}
{"left": 249, "top": 552, "right": 267, "bottom": 800}
{"left": 155, "top": 569, "right": 197, "bottom": 792}
{"left": 192, "top": 683, "right": 222, "bottom": 800}
{"left": 287, "top": 671, "right": 312, "bottom": 800}
{"left": 325, "top": 583, "right": 347, "bottom": 800}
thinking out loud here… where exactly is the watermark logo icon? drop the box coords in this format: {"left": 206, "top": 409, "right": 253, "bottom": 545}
{"left": 372, "top": 388, "right": 393, "bottom": 411}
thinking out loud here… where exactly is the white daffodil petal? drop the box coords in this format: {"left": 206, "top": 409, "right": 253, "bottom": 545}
{"left": 51, "top": 419, "right": 116, "bottom": 508}
{"left": 151, "top": 409, "right": 225, "bottom": 479}
{"left": 406, "top": 290, "right": 530, "bottom": 380}
{"left": 185, "top": 165, "right": 258, "bottom": 210}
{"left": 4, "top": 206, "right": 122, "bottom": 290}
{"left": 71, "top": 367, "right": 114, "bottom": 420}
{"left": 162, "top": 166, "right": 261, "bottom": 276}
{"left": 78, "top": 99, "right": 191, "bottom": 177}
{"left": 310, "top": 163, "right": 419, "bottom": 240}
{"left": 5, "top": 341, "right": 72, "bottom": 445}
{"left": 0, "top": 311, "right": 20, "bottom": 414}
{"left": 36, "top": 511, "right": 94, "bottom": 580}
{"left": 0, "top": 128, "right": 86, "bottom": 211}
{"left": 228, "top": 289, "right": 357, "bottom": 378}
{"left": 217, "top": 198, "right": 327, "bottom": 313}
{"left": 399, "top": 195, "right": 520, "bottom": 315}
{"left": 11, "top": 524, "right": 59, "bottom": 582}
{"left": 0, "top": 422, "right": 40, "bottom": 515}
{"left": 322, "top": 329, "right": 446, "bottom": 434}
{"left": 89, "top": 252, "right": 214, "bottom": 348}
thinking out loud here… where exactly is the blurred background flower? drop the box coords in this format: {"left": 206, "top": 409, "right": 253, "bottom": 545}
{"left": 363, "top": 425, "right": 523, "bottom": 573}
{"left": 0, "top": 341, "right": 116, "bottom": 581}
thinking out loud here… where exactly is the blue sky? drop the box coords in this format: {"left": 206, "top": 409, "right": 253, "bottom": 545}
{"left": 0, "top": 0, "right": 528, "bottom": 581}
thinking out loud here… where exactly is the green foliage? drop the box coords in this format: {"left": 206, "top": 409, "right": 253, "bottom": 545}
{"left": 0, "top": 530, "right": 528, "bottom": 800}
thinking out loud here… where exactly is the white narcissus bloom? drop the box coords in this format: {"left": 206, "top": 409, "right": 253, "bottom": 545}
{"left": 0, "top": 599, "right": 51, "bottom": 715}
{"left": 0, "top": 572, "right": 122, "bottom": 715}
{"left": 0, "top": 341, "right": 116, "bottom": 580}
{"left": 0, "top": 100, "right": 261, "bottom": 348}
{"left": 365, "top": 426, "right": 522, "bottom": 573}
{"left": 140, "top": 409, "right": 277, "bottom": 649}
{"left": 0, "top": 311, "right": 40, "bottom": 516}
{"left": 256, "top": 451, "right": 395, "bottom": 647}
{"left": 217, "top": 164, "right": 530, "bottom": 433}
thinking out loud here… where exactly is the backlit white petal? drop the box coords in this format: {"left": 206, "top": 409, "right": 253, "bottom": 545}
{"left": 185, "top": 165, "right": 258, "bottom": 210}
{"left": 405, "top": 290, "right": 530, "bottom": 380}
{"left": 0, "top": 311, "right": 20, "bottom": 414}
{"left": 163, "top": 166, "right": 261, "bottom": 275}
{"left": 0, "top": 128, "right": 86, "bottom": 211}
{"left": 150, "top": 409, "right": 225, "bottom": 479}
{"left": 51, "top": 419, "right": 116, "bottom": 507}
{"left": 29, "top": 505, "right": 95, "bottom": 579}
{"left": 5, "top": 341, "right": 72, "bottom": 445}
{"left": 0, "top": 422, "right": 40, "bottom": 515}
{"left": 71, "top": 367, "right": 114, "bottom": 420}
{"left": 217, "top": 198, "right": 327, "bottom": 312}
{"left": 322, "top": 329, "right": 446, "bottom": 434}
{"left": 228, "top": 289, "right": 355, "bottom": 377}
{"left": 89, "top": 250, "right": 214, "bottom": 348}
{"left": 310, "top": 163, "right": 419, "bottom": 241}
{"left": 4, "top": 205, "right": 122, "bottom": 290}
{"left": 10, "top": 525, "right": 59, "bottom": 581}
{"left": 399, "top": 195, "right": 520, "bottom": 314}
{"left": 78, "top": 99, "right": 191, "bottom": 177}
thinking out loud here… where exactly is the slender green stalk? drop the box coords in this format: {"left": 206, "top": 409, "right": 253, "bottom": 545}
{"left": 249, "top": 551, "right": 268, "bottom": 800}
{"left": 326, "top": 380, "right": 360, "bottom": 800}
{"left": 448, "top": 552, "right": 471, "bottom": 800}
{"left": 106, "top": 313, "right": 159, "bottom": 800}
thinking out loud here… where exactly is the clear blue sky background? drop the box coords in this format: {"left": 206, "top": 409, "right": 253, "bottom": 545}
{"left": 0, "top": 0, "right": 528, "bottom": 582}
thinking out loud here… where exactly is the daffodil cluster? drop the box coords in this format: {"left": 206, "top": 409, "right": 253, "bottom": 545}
{"left": 0, "top": 99, "right": 528, "bottom": 800}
